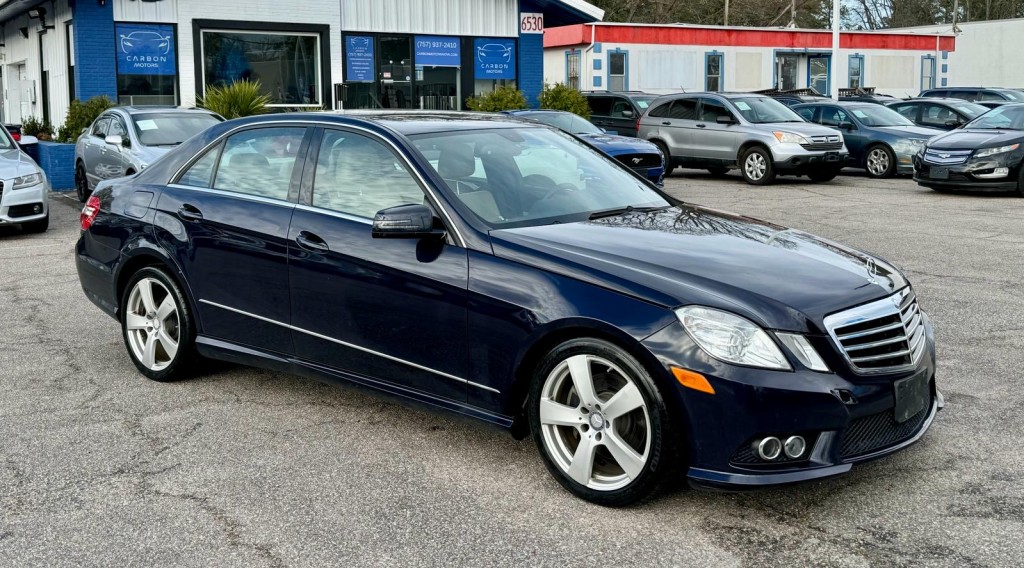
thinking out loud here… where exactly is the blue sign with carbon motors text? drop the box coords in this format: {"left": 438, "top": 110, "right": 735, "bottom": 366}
{"left": 116, "top": 24, "right": 176, "bottom": 76}
{"left": 346, "top": 36, "right": 375, "bottom": 82}
{"left": 473, "top": 38, "right": 516, "bottom": 80}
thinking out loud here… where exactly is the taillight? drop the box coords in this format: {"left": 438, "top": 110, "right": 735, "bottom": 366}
{"left": 636, "top": 117, "right": 641, "bottom": 133}
{"left": 11, "top": 133, "right": 20, "bottom": 142}
{"left": 81, "top": 196, "right": 101, "bottom": 230}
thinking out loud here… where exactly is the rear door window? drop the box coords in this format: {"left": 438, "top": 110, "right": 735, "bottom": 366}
{"left": 212, "top": 127, "right": 307, "bottom": 201}
{"left": 667, "top": 99, "right": 698, "bottom": 120}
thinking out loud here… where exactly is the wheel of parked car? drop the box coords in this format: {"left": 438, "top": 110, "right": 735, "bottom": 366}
{"left": 807, "top": 170, "right": 839, "bottom": 182}
{"left": 741, "top": 146, "right": 775, "bottom": 185}
{"left": 21, "top": 214, "right": 49, "bottom": 234}
{"left": 652, "top": 140, "right": 675, "bottom": 175}
{"left": 528, "top": 338, "right": 678, "bottom": 506}
{"left": 865, "top": 145, "right": 896, "bottom": 179}
{"left": 121, "top": 266, "right": 197, "bottom": 381}
{"left": 75, "top": 162, "right": 90, "bottom": 203}
{"left": 707, "top": 167, "right": 730, "bottom": 177}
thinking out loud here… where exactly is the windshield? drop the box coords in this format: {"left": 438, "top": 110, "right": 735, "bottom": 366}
{"left": 526, "top": 113, "right": 603, "bottom": 135}
{"left": 954, "top": 102, "right": 989, "bottom": 118}
{"left": 411, "top": 127, "right": 670, "bottom": 228}
{"left": 633, "top": 97, "right": 655, "bottom": 109}
{"left": 848, "top": 105, "right": 915, "bottom": 127}
{"left": 0, "top": 128, "right": 14, "bottom": 150}
{"left": 963, "top": 104, "right": 1024, "bottom": 130}
{"left": 132, "top": 113, "right": 222, "bottom": 146}
{"left": 729, "top": 97, "right": 804, "bottom": 123}
{"left": 999, "top": 90, "right": 1024, "bottom": 102}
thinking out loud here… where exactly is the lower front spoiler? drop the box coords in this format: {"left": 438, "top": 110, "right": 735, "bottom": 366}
{"left": 687, "top": 390, "right": 943, "bottom": 490}
{"left": 914, "top": 176, "right": 1019, "bottom": 191}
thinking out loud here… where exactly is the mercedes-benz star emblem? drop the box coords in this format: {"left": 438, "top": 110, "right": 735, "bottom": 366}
{"left": 865, "top": 258, "right": 878, "bottom": 283}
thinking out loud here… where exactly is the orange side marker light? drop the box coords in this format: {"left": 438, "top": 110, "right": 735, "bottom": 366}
{"left": 672, "top": 367, "right": 715, "bottom": 395}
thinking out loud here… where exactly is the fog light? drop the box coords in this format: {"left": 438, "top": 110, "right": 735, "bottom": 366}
{"left": 756, "top": 437, "right": 782, "bottom": 460}
{"left": 33, "top": 204, "right": 42, "bottom": 214}
{"left": 975, "top": 167, "right": 1009, "bottom": 179}
{"left": 784, "top": 436, "right": 807, "bottom": 459}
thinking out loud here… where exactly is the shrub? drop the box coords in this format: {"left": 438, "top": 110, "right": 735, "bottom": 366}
{"left": 538, "top": 83, "right": 591, "bottom": 119}
{"left": 56, "top": 96, "right": 116, "bottom": 143}
{"left": 465, "top": 86, "right": 528, "bottom": 112}
{"left": 198, "top": 80, "right": 271, "bottom": 119}
{"left": 21, "top": 116, "right": 55, "bottom": 139}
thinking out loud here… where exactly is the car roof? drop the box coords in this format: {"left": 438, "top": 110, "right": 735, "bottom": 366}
{"left": 253, "top": 110, "right": 542, "bottom": 136}
{"left": 891, "top": 97, "right": 981, "bottom": 105}
{"left": 112, "top": 106, "right": 220, "bottom": 116}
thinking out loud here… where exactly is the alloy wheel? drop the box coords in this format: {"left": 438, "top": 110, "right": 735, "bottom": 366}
{"left": 867, "top": 148, "right": 891, "bottom": 177}
{"left": 745, "top": 153, "right": 767, "bottom": 181}
{"left": 538, "top": 354, "right": 651, "bottom": 491}
{"left": 124, "top": 277, "right": 181, "bottom": 372}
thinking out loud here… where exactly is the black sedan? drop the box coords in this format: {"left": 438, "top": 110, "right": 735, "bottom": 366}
{"left": 76, "top": 112, "right": 941, "bottom": 505}
{"left": 914, "top": 103, "right": 1024, "bottom": 195}
{"left": 887, "top": 98, "right": 989, "bottom": 131}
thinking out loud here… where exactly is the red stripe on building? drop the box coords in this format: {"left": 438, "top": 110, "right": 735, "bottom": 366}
{"left": 545, "top": 24, "right": 955, "bottom": 52}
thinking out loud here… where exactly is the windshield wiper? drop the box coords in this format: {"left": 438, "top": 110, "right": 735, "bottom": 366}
{"left": 588, "top": 205, "right": 668, "bottom": 220}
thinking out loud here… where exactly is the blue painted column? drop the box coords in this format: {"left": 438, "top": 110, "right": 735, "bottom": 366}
{"left": 519, "top": 1, "right": 544, "bottom": 107}
{"left": 72, "top": 0, "right": 117, "bottom": 101}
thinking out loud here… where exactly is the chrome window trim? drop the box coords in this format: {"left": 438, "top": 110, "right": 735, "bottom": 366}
{"left": 165, "top": 184, "right": 296, "bottom": 209}
{"left": 823, "top": 287, "right": 926, "bottom": 375}
{"left": 198, "top": 299, "right": 499, "bottom": 394}
{"left": 168, "top": 119, "right": 466, "bottom": 248}
{"left": 294, "top": 203, "right": 372, "bottom": 225}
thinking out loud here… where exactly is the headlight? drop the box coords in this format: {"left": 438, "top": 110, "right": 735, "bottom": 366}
{"left": 676, "top": 306, "right": 791, "bottom": 370}
{"left": 12, "top": 172, "right": 42, "bottom": 189}
{"left": 773, "top": 131, "right": 809, "bottom": 145}
{"left": 775, "top": 333, "right": 830, "bottom": 372}
{"left": 975, "top": 143, "right": 1020, "bottom": 158}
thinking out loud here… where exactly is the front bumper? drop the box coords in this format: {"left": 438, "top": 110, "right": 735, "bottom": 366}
{"left": 632, "top": 165, "right": 665, "bottom": 185}
{"left": 771, "top": 144, "right": 848, "bottom": 173}
{"left": 913, "top": 152, "right": 1023, "bottom": 191}
{"left": 642, "top": 314, "right": 939, "bottom": 489}
{"left": 0, "top": 180, "right": 49, "bottom": 225}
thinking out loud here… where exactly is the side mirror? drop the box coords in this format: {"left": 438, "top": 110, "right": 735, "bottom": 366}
{"left": 716, "top": 115, "right": 736, "bottom": 125}
{"left": 105, "top": 134, "right": 125, "bottom": 148}
{"left": 372, "top": 204, "right": 446, "bottom": 239}
{"left": 18, "top": 135, "right": 38, "bottom": 146}
{"left": 838, "top": 121, "right": 856, "bottom": 131}
{"left": 621, "top": 109, "right": 634, "bottom": 118}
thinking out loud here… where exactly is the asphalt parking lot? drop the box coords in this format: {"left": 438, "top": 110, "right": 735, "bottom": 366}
{"left": 2, "top": 172, "right": 1022, "bottom": 567}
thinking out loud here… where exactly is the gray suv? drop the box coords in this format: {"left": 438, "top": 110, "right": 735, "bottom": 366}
{"left": 639, "top": 93, "right": 849, "bottom": 185}
{"left": 75, "top": 107, "right": 222, "bottom": 202}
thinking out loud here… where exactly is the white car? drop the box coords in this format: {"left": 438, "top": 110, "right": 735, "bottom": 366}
{"left": 0, "top": 127, "right": 49, "bottom": 233}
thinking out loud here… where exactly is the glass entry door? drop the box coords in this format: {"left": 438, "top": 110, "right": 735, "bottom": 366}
{"left": 417, "top": 67, "right": 459, "bottom": 110}
{"left": 379, "top": 36, "right": 413, "bottom": 109}
{"left": 808, "top": 56, "right": 830, "bottom": 95}
{"left": 776, "top": 55, "right": 799, "bottom": 91}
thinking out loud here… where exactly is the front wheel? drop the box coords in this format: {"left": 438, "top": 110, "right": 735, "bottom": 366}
{"left": 75, "top": 163, "right": 90, "bottom": 203}
{"left": 528, "top": 338, "right": 678, "bottom": 506}
{"left": 865, "top": 145, "right": 897, "bottom": 178}
{"left": 121, "top": 267, "right": 198, "bottom": 381}
{"left": 741, "top": 147, "right": 776, "bottom": 185}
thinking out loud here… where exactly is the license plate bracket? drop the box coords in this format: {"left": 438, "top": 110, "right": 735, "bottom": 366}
{"left": 930, "top": 167, "right": 949, "bottom": 180}
{"left": 894, "top": 373, "right": 930, "bottom": 423}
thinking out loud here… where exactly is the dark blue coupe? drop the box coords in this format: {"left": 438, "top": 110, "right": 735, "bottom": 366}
{"left": 76, "top": 112, "right": 941, "bottom": 505}
{"left": 503, "top": 109, "right": 665, "bottom": 185}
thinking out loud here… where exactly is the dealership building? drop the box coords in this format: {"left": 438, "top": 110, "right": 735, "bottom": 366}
{"left": 543, "top": 22, "right": 958, "bottom": 97}
{"left": 0, "top": 0, "right": 603, "bottom": 126}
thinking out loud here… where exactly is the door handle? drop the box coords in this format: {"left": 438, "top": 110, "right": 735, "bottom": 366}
{"left": 177, "top": 204, "right": 204, "bottom": 222}
{"left": 661, "top": 121, "right": 671, "bottom": 126}
{"left": 296, "top": 231, "right": 329, "bottom": 252}
{"left": 696, "top": 123, "right": 706, "bottom": 128}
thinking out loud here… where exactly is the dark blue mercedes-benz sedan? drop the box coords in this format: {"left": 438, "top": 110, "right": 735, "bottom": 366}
{"left": 76, "top": 111, "right": 941, "bottom": 506}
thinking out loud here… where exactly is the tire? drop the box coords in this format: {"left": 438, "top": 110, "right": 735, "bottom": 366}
{"left": 865, "top": 145, "right": 897, "bottom": 179}
{"left": 707, "top": 167, "right": 729, "bottom": 177}
{"left": 740, "top": 146, "right": 775, "bottom": 185}
{"left": 528, "top": 338, "right": 679, "bottom": 506}
{"left": 21, "top": 214, "right": 49, "bottom": 233}
{"left": 1016, "top": 166, "right": 1024, "bottom": 197}
{"left": 121, "top": 267, "right": 198, "bottom": 382}
{"left": 807, "top": 170, "right": 839, "bottom": 182}
{"left": 652, "top": 140, "right": 675, "bottom": 175}
{"left": 75, "top": 162, "right": 90, "bottom": 203}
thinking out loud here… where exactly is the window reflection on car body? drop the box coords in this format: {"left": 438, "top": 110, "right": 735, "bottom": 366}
{"left": 588, "top": 205, "right": 670, "bottom": 220}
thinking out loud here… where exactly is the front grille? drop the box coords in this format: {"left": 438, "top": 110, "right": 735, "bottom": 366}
{"left": 924, "top": 149, "right": 971, "bottom": 165}
{"left": 615, "top": 153, "right": 662, "bottom": 168}
{"left": 825, "top": 288, "right": 926, "bottom": 372}
{"left": 840, "top": 405, "right": 929, "bottom": 459}
{"left": 801, "top": 135, "right": 843, "bottom": 151}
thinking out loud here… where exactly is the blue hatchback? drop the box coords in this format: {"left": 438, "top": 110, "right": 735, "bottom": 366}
{"left": 503, "top": 110, "right": 665, "bottom": 185}
{"left": 76, "top": 112, "right": 941, "bottom": 505}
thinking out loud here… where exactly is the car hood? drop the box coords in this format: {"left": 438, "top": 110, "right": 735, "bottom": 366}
{"left": 489, "top": 206, "right": 906, "bottom": 333}
{"left": 927, "top": 129, "right": 1023, "bottom": 149}
{"left": 0, "top": 147, "right": 42, "bottom": 178}
{"left": 577, "top": 133, "right": 659, "bottom": 155}
{"left": 873, "top": 125, "right": 942, "bottom": 139}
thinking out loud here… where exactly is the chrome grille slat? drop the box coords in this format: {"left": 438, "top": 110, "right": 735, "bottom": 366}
{"left": 923, "top": 149, "right": 971, "bottom": 165}
{"left": 824, "top": 288, "right": 926, "bottom": 373}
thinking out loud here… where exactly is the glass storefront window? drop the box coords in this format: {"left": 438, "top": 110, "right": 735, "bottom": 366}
{"left": 202, "top": 30, "right": 321, "bottom": 106}
{"left": 116, "top": 23, "right": 178, "bottom": 106}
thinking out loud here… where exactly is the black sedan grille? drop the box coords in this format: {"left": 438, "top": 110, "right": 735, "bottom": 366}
{"left": 826, "top": 288, "right": 926, "bottom": 372}
{"left": 923, "top": 149, "right": 971, "bottom": 165}
{"left": 614, "top": 153, "right": 662, "bottom": 168}
{"left": 839, "top": 405, "right": 929, "bottom": 460}
{"left": 801, "top": 135, "right": 843, "bottom": 151}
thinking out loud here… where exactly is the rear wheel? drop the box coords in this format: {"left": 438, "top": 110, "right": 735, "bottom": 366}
{"left": 121, "top": 267, "right": 198, "bottom": 381}
{"left": 528, "top": 338, "right": 678, "bottom": 506}
{"left": 865, "top": 145, "right": 896, "bottom": 178}
{"left": 741, "top": 147, "right": 775, "bottom": 185}
{"left": 75, "top": 162, "right": 89, "bottom": 203}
